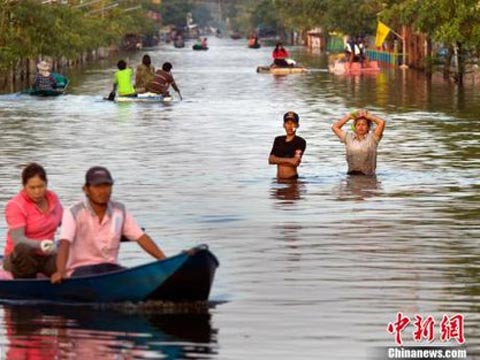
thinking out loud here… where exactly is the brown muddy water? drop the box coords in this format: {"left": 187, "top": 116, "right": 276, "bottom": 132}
{"left": 0, "top": 37, "right": 478, "bottom": 359}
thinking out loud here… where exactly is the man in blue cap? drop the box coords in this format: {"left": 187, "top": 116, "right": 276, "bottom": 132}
{"left": 268, "top": 111, "right": 306, "bottom": 179}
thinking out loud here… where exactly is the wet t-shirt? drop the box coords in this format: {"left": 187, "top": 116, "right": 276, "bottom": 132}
{"left": 270, "top": 135, "right": 306, "bottom": 158}
{"left": 341, "top": 132, "right": 379, "bottom": 175}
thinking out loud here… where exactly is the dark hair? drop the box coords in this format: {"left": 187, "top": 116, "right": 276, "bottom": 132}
{"left": 22, "top": 163, "right": 47, "bottom": 186}
{"left": 117, "top": 60, "right": 127, "bottom": 70}
{"left": 162, "top": 62, "right": 172, "bottom": 71}
{"left": 353, "top": 117, "right": 372, "bottom": 130}
{"left": 142, "top": 54, "right": 151, "bottom": 66}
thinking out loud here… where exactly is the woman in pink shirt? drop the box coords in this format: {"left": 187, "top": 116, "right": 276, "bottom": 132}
{"left": 3, "top": 163, "right": 63, "bottom": 278}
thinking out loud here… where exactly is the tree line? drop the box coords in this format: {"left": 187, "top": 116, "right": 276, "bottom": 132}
{"left": 0, "top": 0, "right": 159, "bottom": 87}
{"left": 223, "top": 0, "right": 480, "bottom": 85}
{"left": 4, "top": 0, "right": 480, "bottom": 85}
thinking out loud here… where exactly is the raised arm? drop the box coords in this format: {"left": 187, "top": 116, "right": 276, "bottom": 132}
{"left": 368, "top": 112, "right": 386, "bottom": 141}
{"left": 332, "top": 112, "right": 352, "bottom": 140}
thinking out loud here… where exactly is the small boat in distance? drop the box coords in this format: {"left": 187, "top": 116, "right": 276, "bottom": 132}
{"left": 192, "top": 44, "right": 208, "bottom": 51}
{"left": 256, "top": 66, "right": 307, "bottom": 75}
{"left": 0, "top": 245, "right": 218, "bottom": 303}
{"left": 248, "top": 34, "right": 261, "bottom": 48}
{"left": 20, "top": 72, "right": 69, "bottom": 97}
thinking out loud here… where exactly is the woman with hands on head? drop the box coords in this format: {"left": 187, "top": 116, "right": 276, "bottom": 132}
{"left": 332, "top": 109, "right": 386, "bottom": 176}
{"left": 3, "top": 163, "right": 63, "bottom": 278}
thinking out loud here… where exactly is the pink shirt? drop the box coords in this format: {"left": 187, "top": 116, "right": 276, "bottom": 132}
{"left": 4, "top": 190, "right": 63, "bottom": 257}
{"left": 60, "top": 198, "right": 144, "bottom": 274}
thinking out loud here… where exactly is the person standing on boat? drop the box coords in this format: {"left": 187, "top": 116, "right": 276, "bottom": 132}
{"left": 269, "top": 111, "right": 307, "bottom": 179}
{"left": 112, "top": 59, "right": 136, "bottom": 98}
{"left": 32, "top": 61, "right": 57, "bottom": 91}
{"left": 147, "top": 62, "right": 182, "bottom": 99}
{"left": 272, "top": 43, "right": 290, "bottom": 67}
{"left": 50, "top": 166, "right": 166, "bottom": 284}
{"left": 332, "top": 109, "right": 386, "bottom": 175}
{"left": 135, "top": 54, "right": 155, "bottom": 93}
{"left": 3, "top": 163, "right": 63, "bottom": 278}
{"left": 344, "top": 36, "right": 361, "bottom": 64}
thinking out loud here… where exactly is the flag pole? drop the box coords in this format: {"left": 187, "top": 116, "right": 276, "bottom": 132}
{"left": 378, "top": 21, "right": 408, "bottom": 68}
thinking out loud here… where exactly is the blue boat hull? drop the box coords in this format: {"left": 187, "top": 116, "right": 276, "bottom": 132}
{"left": 0, "top": 246, "right": 218, "bottom": 303}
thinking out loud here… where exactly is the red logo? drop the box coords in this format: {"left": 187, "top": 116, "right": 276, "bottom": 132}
{"left": 387, "top": 313, "right": 465, "bottom": 346}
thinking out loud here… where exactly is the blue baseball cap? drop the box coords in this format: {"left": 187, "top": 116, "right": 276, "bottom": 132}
{"left": 283, "top": 111, "right": 299, "bottom": 123}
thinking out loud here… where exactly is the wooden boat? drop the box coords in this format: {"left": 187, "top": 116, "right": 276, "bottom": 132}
{"left": 115, "top": 92, "right": 172, "bottom": 103}
{"left": 256, "top": 65, "right": 307, "bottom": 75}
{"left": 192, "top": 44, "right": 208, "bottom": 51}
{"left": 329, "top": 60, "right": 380, "bottom": 75}
{"left": 20, "top": 72, "right": 69, "bottom": 96}
{"left": 0, "top": 245, "right": 218, "bottom": 303}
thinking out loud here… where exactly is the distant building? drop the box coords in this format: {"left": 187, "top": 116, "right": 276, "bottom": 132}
{"left": 307, "top": 28, "right": 325, "bottom": 52}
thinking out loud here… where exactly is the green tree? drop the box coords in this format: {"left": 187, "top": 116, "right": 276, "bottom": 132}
{"left": 384, "top": 0, "right": 480, "bottom": 85}
{"left": 323, "top": 0, "right": 380, "bottom": 36}
{"left": 192, "top": 3, "right": 213, "bottom": 28}
{"left": 159, "top": 0, "right": 192, "bottom": 27}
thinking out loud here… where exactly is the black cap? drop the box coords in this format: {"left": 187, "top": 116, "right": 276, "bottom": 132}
{"left": 283, "top": 111, "right": 299, "bottom": 123}
{"left": 85, "top": 166, "right": 114, "bottom": 185}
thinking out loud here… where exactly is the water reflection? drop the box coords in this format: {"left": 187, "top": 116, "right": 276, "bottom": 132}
{"left": 335, "top": 175, "right": 382, "bottom": 201}
{"left": 273, "top": 222, "right": 303, "bottom": 263}
{"left": 1, "top": 305, "right": 217, "bottom": 359}
{"left": 0, "top": 39, "right": 480, "bottom": 359}
{"left": 270, "top": 178, "right": 306, "bottom": 204}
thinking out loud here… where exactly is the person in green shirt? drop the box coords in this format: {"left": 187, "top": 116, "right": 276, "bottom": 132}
{"left": 111, "top": 60, "right": 136, "bottom": 99}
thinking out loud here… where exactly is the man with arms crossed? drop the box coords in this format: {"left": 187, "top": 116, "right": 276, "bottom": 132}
{"left": 269, "top": 111, "right": 307, "bottom": 179}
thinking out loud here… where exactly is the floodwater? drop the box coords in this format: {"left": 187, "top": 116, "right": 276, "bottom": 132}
{"left": 0, "top": 37, "right": 479, "bottom": 359}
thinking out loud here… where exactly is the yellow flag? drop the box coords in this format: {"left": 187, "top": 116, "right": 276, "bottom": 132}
{"left": 375, "top": 21, "right": 391, "bottom": 48}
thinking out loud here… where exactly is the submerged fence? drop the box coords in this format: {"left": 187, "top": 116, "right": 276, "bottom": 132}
{"left": 365, "top": 50, "right": 404, "bottom": 67}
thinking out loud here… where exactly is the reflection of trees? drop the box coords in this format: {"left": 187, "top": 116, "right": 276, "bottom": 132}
{"left": 300, "top": 52, "right": 480, "bottom": 117}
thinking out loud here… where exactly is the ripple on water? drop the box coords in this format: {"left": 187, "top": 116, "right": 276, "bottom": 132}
{"left": 0, "top": 38, "right": 479, "bottom": 359}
